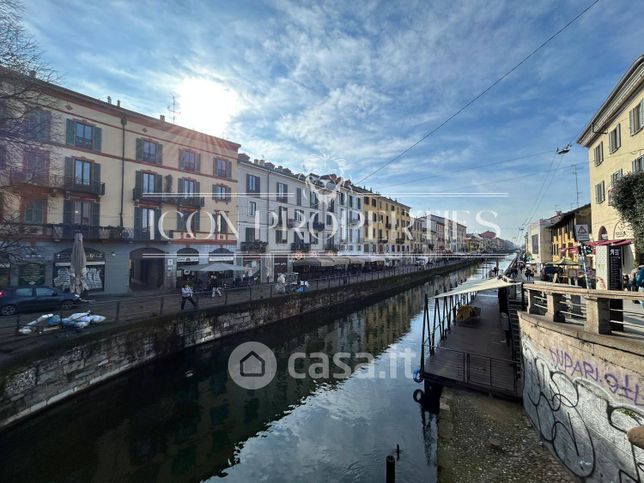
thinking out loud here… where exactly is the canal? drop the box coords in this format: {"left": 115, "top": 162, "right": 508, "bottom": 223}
{"left": 0, "top": 262, "right": 495, "bottom": 482}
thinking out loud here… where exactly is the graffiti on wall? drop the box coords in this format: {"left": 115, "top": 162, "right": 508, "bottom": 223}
{"left": 523, "top": 340, "right": 644, "bottom": 481}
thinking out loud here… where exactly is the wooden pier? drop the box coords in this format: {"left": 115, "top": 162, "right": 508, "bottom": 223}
{"left": 420, "top": 284, "right": 522, "bottom": 399}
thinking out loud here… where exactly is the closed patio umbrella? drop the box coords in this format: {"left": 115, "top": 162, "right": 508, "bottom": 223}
{"left": 69, "top": 232, "right": 87, "bottom": 295}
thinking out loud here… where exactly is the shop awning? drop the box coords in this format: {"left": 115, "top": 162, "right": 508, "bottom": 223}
{"left": 293, "top": 256, "right": 336, "bottom": 267}
{"left": 587, "top": 239, "right": 632, "bottom": 247}
{"left": 327, "top": 256, "right": 350, "bottom": 266}
{"left": 434, "top": 277, "right": 521, "bottom": 298}
{"left": 193, "top": 262, "right": 248, "bottom": 272}
{"left": 347, "top": 256, "right": 366, "bottom": 265}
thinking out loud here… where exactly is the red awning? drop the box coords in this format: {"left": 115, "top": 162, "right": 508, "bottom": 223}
{"left": 586, "top": 239, "right": 632, "bottom": 247}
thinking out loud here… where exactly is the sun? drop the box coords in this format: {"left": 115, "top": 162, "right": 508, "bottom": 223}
{"left": 175, "top": 77, "right": 241, "bottom": 137}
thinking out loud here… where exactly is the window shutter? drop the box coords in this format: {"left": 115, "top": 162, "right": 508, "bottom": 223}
{"left": 65, "top": 119, "right": 75, "bottom": 145}
{"left": 194, "top": 211, "right": 201, "bottom": 232}
{"left": 92, "top": 162, "right": 101, "bottom": 188}
{"left": 227, "top": 160, "right": 232, "bottom": 178}
{"left": 63, "top": 200, "right": 73, "bottom": 225}
{"left": 135, "top": 170, "right": 142, "bottom": 196}
{"left": 134, "top": 207, "right": 142, "bottom": 238}
{"left": 64, "top": 157, "right": 73, "bottom": 187}
{"left": 43, "top": 111, "right": 52, "bottom": 140}
{"left": 136, "top": 138, "right": 143, "bottom": 160}
{"left": 154, "top": 208, "right": 162, "bottom": 239}
{"left": 91, "top": 202, "right": 100, "bottom": 226}
{"left": 178, "top": 150, "right": 184, "bottom": 169}
{"left": 617, "top": 124, "right": 621, "bottom": 148}
{"left": 93, "top": 127, "right": 102, "bottom": 151}
{"left": 196, "top": 153, "right": 201, "bottom": 172}
{"left": 178, "top": 177, "right": 184, "bottom": 195}
{"left": 155, "top": 174, "right": 163, "bottom": 193}
{"left": 212, "top": 184, "right": 216, "bottom": 200}
{"left": 640, "top": 102, "right": 644, "bottom": 127}
{"left": 195, "top": 181, "right": 200, "bottom": 199}
{"left": 630, "top": 108, "right": 635, "bottom": 135}
{"left": 177, "top": 212, "right": 185, "bottom": 231}
{"left": 156, "top": 143, "right": 163, "bottom": 164}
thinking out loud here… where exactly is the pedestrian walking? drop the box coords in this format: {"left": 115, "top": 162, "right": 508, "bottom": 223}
{"left": 181, "top": 283, "right": 197, "bottom": 309}
{"left": 209, "top": 273, "right": 223, "bottom": 297}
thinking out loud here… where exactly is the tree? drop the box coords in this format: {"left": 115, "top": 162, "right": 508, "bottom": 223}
{"left": 611, "top": 171, "right": 644, "bottom": 258}
{"left": 0, "top": 0, "right": 59, "bottom": 263}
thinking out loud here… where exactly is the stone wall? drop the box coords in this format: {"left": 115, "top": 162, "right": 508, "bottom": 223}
{"left": 0, "top": 261, "right": 472, "bottom": 430}
{"left": 519, "top": 312, "right": 644, "bottom": 481}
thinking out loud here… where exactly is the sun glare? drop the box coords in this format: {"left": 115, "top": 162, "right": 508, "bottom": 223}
{"left": 175, "top": 77, "right": 241, "bottom": 137}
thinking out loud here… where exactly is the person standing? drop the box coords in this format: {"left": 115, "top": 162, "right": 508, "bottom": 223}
{"left": 181, "top": 283, "right": 197, "bottom": 309}
{"left": 636, "top": 265, "right": 644, "bottom": 304}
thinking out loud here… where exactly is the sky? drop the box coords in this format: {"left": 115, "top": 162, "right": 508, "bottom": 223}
{"left": 22, "top": 0, "right": 644, "bottom": 244}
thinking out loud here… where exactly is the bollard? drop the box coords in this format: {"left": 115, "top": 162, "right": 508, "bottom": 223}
{"left": 386, "top": 455, "right": 395, "bottom": 483}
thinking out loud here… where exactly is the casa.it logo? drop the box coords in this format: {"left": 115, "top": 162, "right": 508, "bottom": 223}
{"left": 228, "top": 341, "right": 277, "bottom": 390}
{"left": 301, "top": 153, "right": 348, "bottom": 207}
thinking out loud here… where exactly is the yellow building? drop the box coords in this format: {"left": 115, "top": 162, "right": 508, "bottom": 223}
{"left": 548, "top": 204, "right": 591, "bottom": 264}
{"left": 1, "top": 77, "right": 239, "bottom": 293}
{"left": 577, "top": 55, "right": 644, "bottom": 269}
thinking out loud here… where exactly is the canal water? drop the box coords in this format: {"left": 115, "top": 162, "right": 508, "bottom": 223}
{"left": 0, "top": 262, "right": 496, "bottom": 482}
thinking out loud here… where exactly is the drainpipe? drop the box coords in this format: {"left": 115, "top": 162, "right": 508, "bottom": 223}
{"left": 119, "top": 115, "right": 127, "bottom": 227}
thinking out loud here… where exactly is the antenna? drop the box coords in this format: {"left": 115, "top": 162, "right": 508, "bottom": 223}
{"left": 167, "top": 94, "right": 181, "bottom": 124}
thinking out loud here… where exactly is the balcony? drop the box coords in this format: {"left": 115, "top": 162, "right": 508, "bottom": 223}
{"left": 287, "top": 219, "right": 304, "bottom": 229}
{"left": 175, "top": 195, "right": 205, "bottom": 208}
{"left": 7, "top": 171, "right": 105, "bottom": 196}
{"left": 291, "top": 241, "right": 311, "bottom": 252}
{"left": 63, "top": 177, "right": 105, "bottom": 196}
{"left": 311, "top": 221, "right": 325, "bottom": 231}
{"left": 6, "top": 223, "right": 133, "bottom": 241}
{"left": 325, "top": 243, "right": 338, "bottom": 252}
{"left": 241, "top": 241, "right": 268, "bottom": 253}
{"left": 396, "top": 237, "right": 407, "bottom": 244}
{"left": 133, "top": 187, "right": 163, "bottom": 204}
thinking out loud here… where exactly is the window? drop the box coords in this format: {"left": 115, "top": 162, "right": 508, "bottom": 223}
{"left": 15, "top": 288, "right": 32, "bottom": 297}
{"left": 247, "top": 174, "right": 260, "bottom": 194}
{"left": 372, "top": 198, "right": 376, "bottom": 207}
{"left": 610, "top": 169, "right": 623, "bottom": 187}
{"left": 248, "top": 201, "right": 257, "bottom": 216}
{"left": 595, "top": 181, "right": 605, "bottom": 204}
{"left": 213, "top": 184, "right": 232, "bottom": 202}
{"left": 357, "top": 198, "right": 361, "bottom": 209}
{"left": 24, "top": 199, "right": 45, "bottom": 224}
{"left": 215, "top": 158, "right": 232, "bottom": 178}
{"left": 179, "top": 178, "right": 197, "bottom": 195}
{"left": 349, "top": 195, "right": 353, "bottom": 208}
{"left": 245, "top": 227, "right": 256, "bottom": 242}
{"left": 177, "top": 210, "right": 199, "bottom": 232}
{"left": 296, "top": 187, "right": 302, "bottom": 205}
{"left": 593, "top": 142, "right": 604, "bottom": 166}
{"left": 72, "top": 200, "right": 92, "bottom": 225}
{"left": 141, "top": 207, "right": 156, "bottom": 232}
{"left": 609, "top": 125, "right": 621, "bottom": 153}
{"left": 74, "top": 159, "right": 92, "bottom": 186}
{"left": 137, "top": 139, "right": 162, "bottom": 164}
{"left": 633, "top": 156, "right": 644, "bottom": 173}
{"left": 339, "top": 192, "right": 345, "bottom": 205}
{"left": 213, "top": 213, "right": 228, "bottom": 233}
{"left": 179, "top": 149, "right": 200, "bottom": 171}
{"left": 24, "top": 150, "right": 48, "bottom": 172}
{"left": 142, "top": 172, "right": 156, "bottom": 193}
{"left": 276, "top": 182, "right": 288, "bottom": 203}
{"left": 278, "top": 206, "right": 287, "bottom": 222}
{"left": 35, "top": 287, "right": 55, "bottom": 296}
{"left": 310, "top": 192, "right": 318, "bottom": 209}
{"left": 66, "top": 119, "right": 101, "bottom": 150}
{"left": 294, "top": 209, "right": 304, "bottom": 221}
{"left": 630, "top": 101, "right": 644, "bottom": 135}
{"left": 364, "top": 196, "right": 369, "bottom": 204}
{"left": 25, "top": 110, "right": 51, "bottom": 141}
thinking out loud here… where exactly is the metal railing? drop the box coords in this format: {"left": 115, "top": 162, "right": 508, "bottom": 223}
{"left": 2, "top": 258, "right": 479, "bottom": 339}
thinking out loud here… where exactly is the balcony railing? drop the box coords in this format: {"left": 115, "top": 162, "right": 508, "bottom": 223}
{"left": 7, "top": 170, "right": 105, "bottom": 196}
{"left": 240, "top": 241, "right": 268, "bottom": 252}
{"left": 6, "top": 223, "right": 133, "bottom": 241}
{"left": 311, "top": 221, "right": 325, "bottom": 231}
{"left": 325, "top": 243, "right": 339, "bottom": 252}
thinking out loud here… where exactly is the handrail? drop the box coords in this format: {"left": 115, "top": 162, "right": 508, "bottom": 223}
{"left": 530, "top": 281, "right": 644, "bottom": 301}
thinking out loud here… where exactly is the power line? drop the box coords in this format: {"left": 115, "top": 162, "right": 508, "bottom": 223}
{"left": 355, "top": 0, "right": 601, "bottom": 185}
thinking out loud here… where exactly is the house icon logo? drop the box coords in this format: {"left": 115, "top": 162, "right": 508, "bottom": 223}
{"left": 228, "top": 341, "right": 277, "bottom": 390}
{"left": 240, "top": 350, "right": 266, "bottom": 377}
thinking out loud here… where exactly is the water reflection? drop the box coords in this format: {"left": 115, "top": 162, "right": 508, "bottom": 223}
{"left": 0, "top": 264, "right": 480, "bottom": 483}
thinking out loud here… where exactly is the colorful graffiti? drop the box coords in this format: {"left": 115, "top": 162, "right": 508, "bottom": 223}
{"left": 523, "top": 340, "right": 644, "bottom": 481}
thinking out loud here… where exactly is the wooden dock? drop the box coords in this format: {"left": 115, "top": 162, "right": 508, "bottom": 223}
{"left": 422, "top": 290, "right": 521, "bottom": 399}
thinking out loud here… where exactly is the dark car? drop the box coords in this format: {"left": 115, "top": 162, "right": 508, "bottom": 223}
{"left": 0, "top": 286, "right": 82, "bottom": 316}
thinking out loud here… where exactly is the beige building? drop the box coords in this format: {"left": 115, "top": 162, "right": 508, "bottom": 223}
{"left": 577, "top": 55, "right": 643, "bottom": 269}
{"left": 1, "top": 78, "right": 239, "bottom": 293}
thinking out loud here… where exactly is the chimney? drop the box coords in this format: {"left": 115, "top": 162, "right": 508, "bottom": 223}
{"left": 160, "top": 114, "right": 165, "bottom": 122}
{"left": 107, "top": 96, "right": 112, "bottom": 104}
{"left": 116, "top": 100, "right": 121, "bottom": 107}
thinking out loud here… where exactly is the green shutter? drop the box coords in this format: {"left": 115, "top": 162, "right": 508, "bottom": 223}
{"left": 196, "top": 153, "right": 201, "bottom": 172}
{"left": 65, "top": 119, "right": 75, "bottom": 145}
{"left": 194, "top": 210, "right": 201, "bottom": 232}
{"left": 156, "top": 143, "right": 163, "bottom": 164}
{"left": 93, "top": 126, "right": 102, "bottom": 151}
{"left": 154, "top": 208, "right": 162, "bottom": 239}
{"left": 178, "top": 150, "right": 184, "bottom": 169}
{"left": 136, "top": 138, "right": 143, "bottom": 161}
{"left": 155, "top": 174, "right": 163, "bottom": 193}
{"left": 227, "top": 160, "right": 232, "bottom": 178}
{"left": 135, "top": 170, "right": 142, "bottom": 197}
{"left": 92, "top": 202, "right": 100, "bottom": 226}
{"left": 92, "top": 162, "right": 101, "bottom": 189}
{"left": 177, "top": 212, "right": 185, "bottom": 231}
{"left": 63, "top": 200, "right": 73, "bottom": 225}
{"left": 64, "top": 157, "right": 73, "bottom": 187}
{"left": 212, "top": 184, "right": 216, "bottom": 200}
{"left": 134, "top": 207, "right": 142, "bottom": 238}
{"left": 195, "top": 181, "right": 200, "bottom": 200}
{"left": 178, "top": 177, "right": 184, "bottom": 194}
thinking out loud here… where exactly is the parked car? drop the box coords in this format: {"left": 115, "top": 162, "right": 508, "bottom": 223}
{"left": 0, "top": 286, "right": 82, "bottom": 316}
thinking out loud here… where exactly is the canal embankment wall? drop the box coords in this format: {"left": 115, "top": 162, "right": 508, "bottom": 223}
{"left": 518, "top": 312, "right": 644, "bottom": 481}
{"left": 0, "top": 260, "right": 476, "bottom": 430}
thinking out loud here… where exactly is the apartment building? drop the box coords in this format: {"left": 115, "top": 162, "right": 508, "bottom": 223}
{"left": 548, "top": 204, "right": 592, "bottom": 264}
{"left": 577, "top": 55, "right": 643, "bottom": 269}
{"left": 0, "top": 78, "right": 239, "bottom": 294}
{"left": 375, "top": 196, "right": 411, "bottom": 255}
{"left": 410, "top": 216, "right": 428, "bottom": 254}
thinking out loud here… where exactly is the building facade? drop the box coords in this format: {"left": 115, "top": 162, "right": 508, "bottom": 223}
{"left": 577, "top": 55, "right": 643, "bottom": 269}
{"left": 548, "top": 204, "right": 592, "bottom": 264}
{"left": 1, "top": 79, "right": 239, "bottom": 294}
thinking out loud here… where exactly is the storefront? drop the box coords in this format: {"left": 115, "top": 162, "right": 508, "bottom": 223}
{"left": 176, "top": 247, "right": 200, "bottom": 285}
{"left": 18, "top": 262, "right": 46, "bottom": 286}
{"left": 53, "top": 248, "right": 106, "bottom": 292}
{"left": 274, "top": 255, "right": 288, "bottom": 279}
